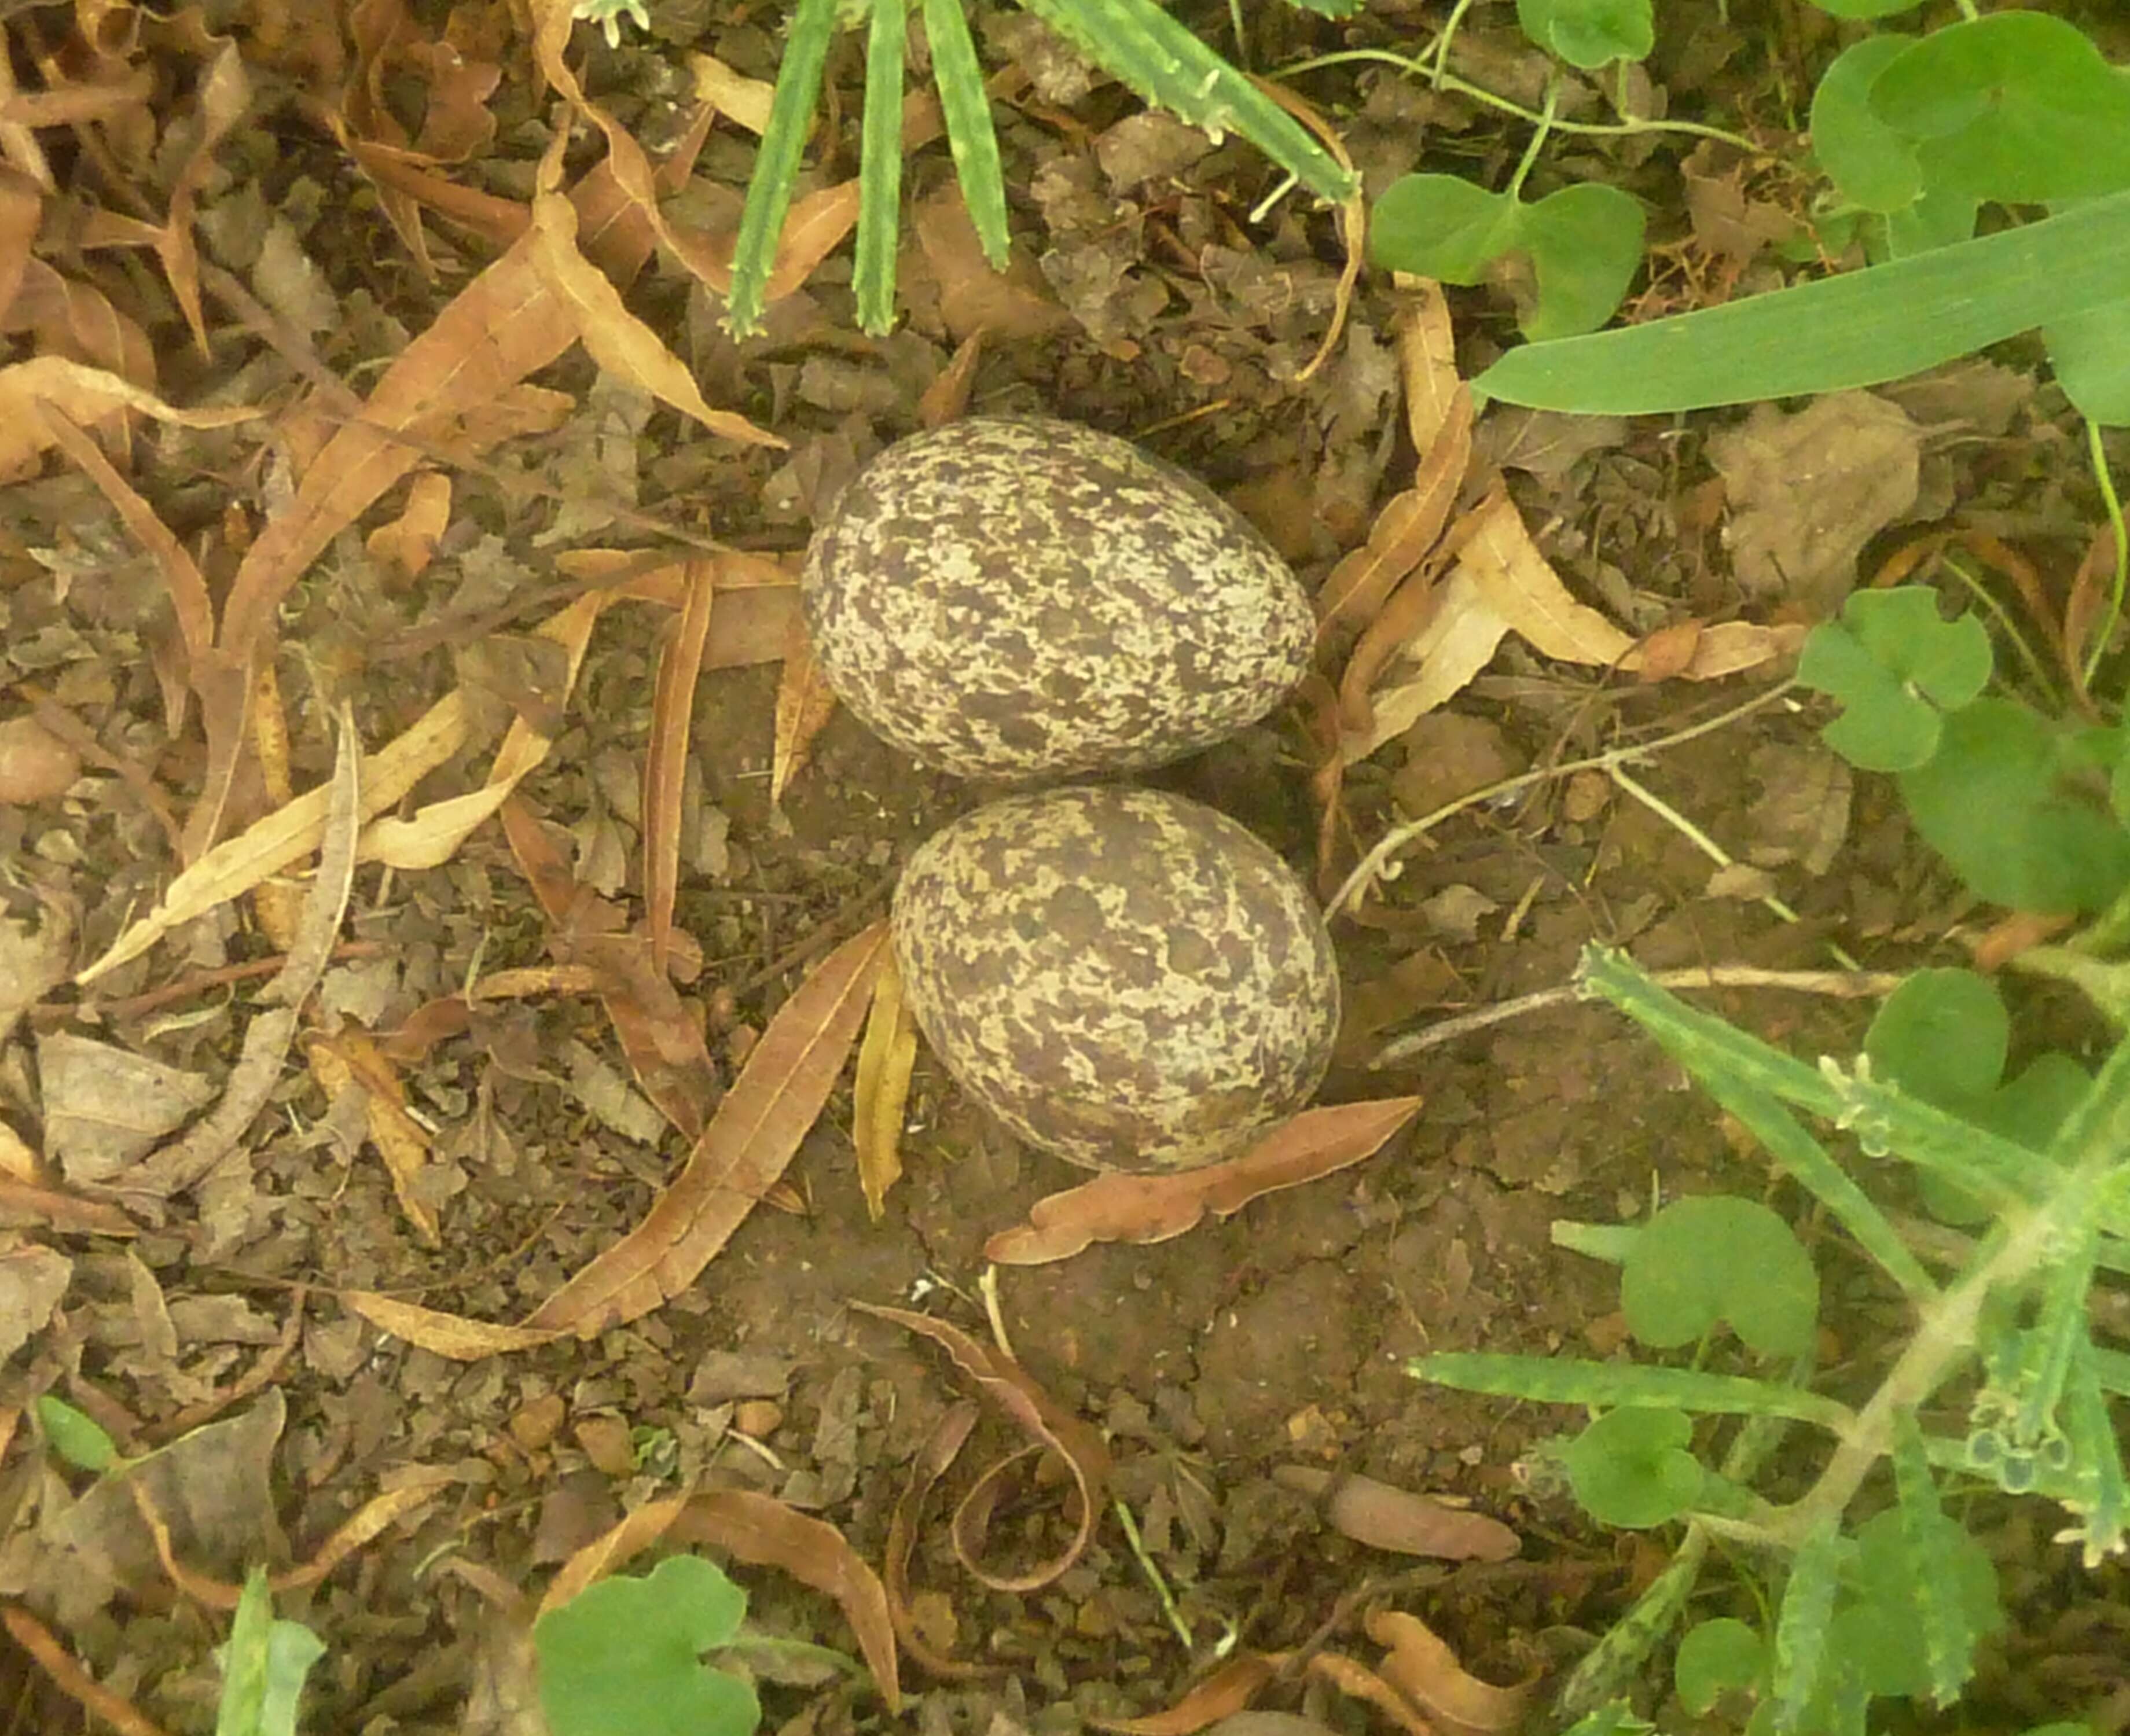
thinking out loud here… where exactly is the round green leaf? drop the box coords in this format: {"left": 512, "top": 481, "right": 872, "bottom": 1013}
{"left": 1368, "top": 174, "right": 1515, "bottom": 284}
{"left": 1870, "top": 14, "right": 2130, "bottom": 204}
{"left": 1518, "top": 182, "right": 1646, "bottom": 340}
{"left": 1560, "top": 1407, "right": 1703, "bottom": 1528}
{"left": 1863, "top": 967, "right": 2007, "bottom": 1110}
{"left": 1898, "top": 700, "right": 2130, "bottom": 913}
{"left": 1515, "top": 0, "right": 1652, "bottom": 69}
{"left": 1675, "top": 1617, "right": 1767, "bottom": 1715}
{"left": 535, "top": 1555, "right": 760, "bottom": 1736}
{"left": 1810, "top": 36, "right": 1922, "bottom": 214}
{"left": 1621, "top": 1196, "right": 1819, "bottom": 1359}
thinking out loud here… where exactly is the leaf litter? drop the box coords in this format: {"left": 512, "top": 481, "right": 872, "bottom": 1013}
{"left": 0, "top": 1, "right": 2102, "bottom": 1731}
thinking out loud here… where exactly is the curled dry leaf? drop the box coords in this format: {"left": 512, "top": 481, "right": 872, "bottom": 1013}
{"left": 674, "top": 1490, "right": 902, "bottom": 1712}
{"left": 520, "top": 921, "right": 888, "bottom": 1338}
{"left": 341, "top": 1290, "right": 562, "bottom": 1360}
{"left": 303, "top": 1029, "right": 440, "bottom": 1247}
{"left": 643, "top": 560, "right": 717, "bottom": 973}
{"left": 984, "top": 1097, "right": 1422, "bottom": 1265}
{"left": 854, "top": 1303, "right": 1110, "bottom": 1592}
{"left": 1083, "top": 1655, "right": 1284, "bottom": 1735}
{"left": 1250, "top": 76, "right": 1360, "bottom": 388}
{"left": 885, "top": 1401, "right": 1006, "bottom": 1680}
{"left": 1272, "top": 1467, "right": 1520, "bottom": 1562}
{"left": 1367, "top": 1608, "right": 1536, "bottom": 1736}
{"left": 538, "top": 1494, "right": 691, "bottom": 1618}
{"left": 1394, "top": 279, "right": 1460, "bottom": 457}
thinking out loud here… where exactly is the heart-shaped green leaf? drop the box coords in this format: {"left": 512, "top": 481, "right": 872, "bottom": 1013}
{"left": 536, "top": 1555, "right": 760, "bottom": 1736}
{"left": 1371, "top": 175, "right": 1643, "bottom": 340}
{"left": 1811, "top": 36, "right": 1922, "bottom": 214}
{"left": 1560, "top": 1407, "right": 1703, "bottom": 1528}
{"left": 1515, "top": 0, "right": 1652, "bottom": 69}
{"left": 1622, "top": 1196, "right": 1819, "bottom": 1359}
{"left": 1870, "top": 14, "right": 2130, "bottom": 204}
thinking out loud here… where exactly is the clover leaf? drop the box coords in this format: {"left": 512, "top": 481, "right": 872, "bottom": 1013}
{"left": 1795, "top": 587, "right": 1991, "bottom": 773}
{"left": 1370, "top": 175, "right": 1645, "bottom": 341}
{"left": 1675, "top": 1617, "right": 1768, "bottom": 1715}
{"left": 1621, "top": 1196, "right": 1819, "bottom": 1359}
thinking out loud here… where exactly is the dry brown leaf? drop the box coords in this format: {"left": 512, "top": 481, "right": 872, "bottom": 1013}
{"left": 1313, "top": 389, "right": 1470, "bottom": 654}
{"left": 851, "top": 953, "right": 916, "bottom": 1222}
{"left": 78, "top": 690, "right": 472, "bottom": 985}
{"left": 1306, "top": 1651, "right": 1438, "bottom": 1736}
{"left": 689, "top": 52, "right": 775, "bottom": 134}
{"left": 303, "top": 1030, "right": 441, "bottom": 1246}
{"left": 1272, "top": 1467, "right": 1519, "bottom": 1562}
{"left": 985, "top": 1098, "right": 1422, "bottom": 1265}
{"left": 273, "top": 1467, "right": 461, "bottom": 1594}
{"left": 365, "top": 472, "right": 452, "bottom": 582}
{"left": 1622, "top": 618, "right": 1806, "bottom": 679}
{"left": 3, "top": 259, "right": 156, "bottom": 399}
{"left": 1395, "top": 279, "right": 1460, "bottom": 457}
{"left": 1367, "top": 1608, "right": 1536, "bottom": 1736}
{"left": 0, "top": 355, "right": 252, "bottom": 483}
{"left": 186, "top": 149, "right": 679, "bottom": 858}
{"left": 913, "top": 183, "right": 1073, "bottom": 343}
{"left": 855, "top": 1303, "right": 1110, "bottom": 1592}
{"left": 674, "top": 1491, "right": 902, "bottom": 1712}
{"left": 158, "top": 33, "right": 248, "bottom": 355}
{"left": 644, "top": 561, "right": 715, "bottom": 973}
{"left": 343, "top": 1289, "right": 563, "bottom": 1358}
{"left": 530, "top": 134, "right": 777, "bottom": 450}
{"left": 1083, "top": 1654, "right": 1284, "bottom": 1735}
{"left": 884, "top": 1402, "right": 1004, "bottom": 1681}
{"left": 538, "top": 1496, "right": 691, "bottom": 1617}
{"left": 1250, "top": 76, "right": 1360, "bottom": 387}
{"left": 918, "top": 328, "right": 985, "bottom": 428}
{"left": 770, "top": 610, "right": 838, "bottom": 804}
{"left": 522, "top": 922, "right": 888, "bottom": 1337}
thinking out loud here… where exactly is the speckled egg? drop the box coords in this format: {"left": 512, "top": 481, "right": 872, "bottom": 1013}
{"left": 892, "top": 785, "right": 1341, "bottom": 1172}
{"left": 802, "top": 417, "right": 1313, "bottom": 780}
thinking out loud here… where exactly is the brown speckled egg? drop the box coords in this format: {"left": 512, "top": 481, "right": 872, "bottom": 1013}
{"left": 892, "top": 785, "right": 1341, "bottom": 1172}
{"left": 802, "top": 417, "right": 1313, "bottom": 780}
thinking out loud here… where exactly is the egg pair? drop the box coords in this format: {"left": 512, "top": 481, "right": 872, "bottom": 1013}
{"left": 800, "top": 417, "right": 1339, "bottom": 1172}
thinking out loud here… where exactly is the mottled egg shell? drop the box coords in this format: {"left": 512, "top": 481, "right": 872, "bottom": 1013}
{"left": 802, "top": 417, "right": 1313, "bottom": 780}
{"left": 892, "top": 785, "right": 1341, "bottom": 1172}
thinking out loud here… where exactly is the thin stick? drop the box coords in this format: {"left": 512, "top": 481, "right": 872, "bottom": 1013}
{"left": 1369, "top": 964, "right": 1905, "bottom": 1069}
{"left": 1328, "top": 679, "right": 1800, "bottom": 921}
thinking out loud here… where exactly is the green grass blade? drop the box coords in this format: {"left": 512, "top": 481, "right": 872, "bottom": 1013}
{"left": 724, "top": 0, "right": 841, "bottom": 337}
{"left": 923, "top": 0, "right": 1010, "bottom": 268}
{"left": 854, "top": 0, "right": 908, "bottom": 334}
{"left": 1475, "top": 187, "right": 2130, "bottom": 414}
{"left": 1016, "top": 0, "right": 1358, "bottom": 203}
{"left": 1413, "top": 1353, "right": 1856, "bottom": 1429}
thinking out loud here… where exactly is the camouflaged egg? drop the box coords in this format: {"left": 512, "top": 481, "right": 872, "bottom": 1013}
{"left": 802, "top": 417, "right": 1313, "bottom": 780}
{"left": 892, "top": 785, "right": 1341, "bottom": 1172}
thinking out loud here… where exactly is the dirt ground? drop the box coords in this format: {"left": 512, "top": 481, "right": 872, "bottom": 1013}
{"left": 3, "top": 2, "right": 2130, "bottom": 1734}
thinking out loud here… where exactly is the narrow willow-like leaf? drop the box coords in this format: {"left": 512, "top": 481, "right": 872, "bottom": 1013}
{"left": 1891, "top": 1413, "right": 1971, "bottom": 1707}
{"left": 725, "top": 0, "right": 841, "bottom": 337}
{"left": 923, "top": 0, "right": 1010, "bottom": 268}
{"left": 1771, "top": 1518, "right": 1845, "bottom": 1731}
{"left": 1413, "top": 1353, "right": 1854, "bottom": 1429}
{"left": 1577, "top": 948, "right": 2047, "bottom": 1207}
{"left": 854, "top": 0, "right": 907, "bottom": 334}
{"left": 1475, "top": 187, "right": 2130, "bottom": 414}
{"left": 1017, "top": 0, "right": 1357, "bottom": 203}
{"left": 1689, "top": 1071, "right": 1937, "bottom": 1303}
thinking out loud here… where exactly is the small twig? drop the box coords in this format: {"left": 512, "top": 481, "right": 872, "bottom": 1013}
{"left": 1328, "top": 679, "right": 1799, "bottom": 921}
{"left": 1370, "top": 963, "right": 1904, "bottom": 1069}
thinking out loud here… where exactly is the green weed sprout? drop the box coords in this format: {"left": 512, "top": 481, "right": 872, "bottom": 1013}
{"left": 721, "top": 0, "right": 1358, "bottom": 339}
{"left": 215, "top": 1569, "right": 325, "bottom": 1736}
{"left": 1413, "top": 947, "right": 2130, "bottom": 1733}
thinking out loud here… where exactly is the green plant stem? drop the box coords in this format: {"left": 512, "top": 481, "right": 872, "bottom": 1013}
{"left": 1328, "top": 679, "right": 1799, "bottom": 921}
{"left": 2083, "top": 419, "right": 2128, "bottom": 692}
{"left": 1276, "top": 46, "right": 1761, "bottom": 153}
{"left": 1503, "top": 79, "right": 1558, "bottom": 200}
{"left": 1604, "top": 762, "right": 1860, "bottom": 971}
{"left": 1112, "top": 1499, "right": 1193, "bottom": 1648}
